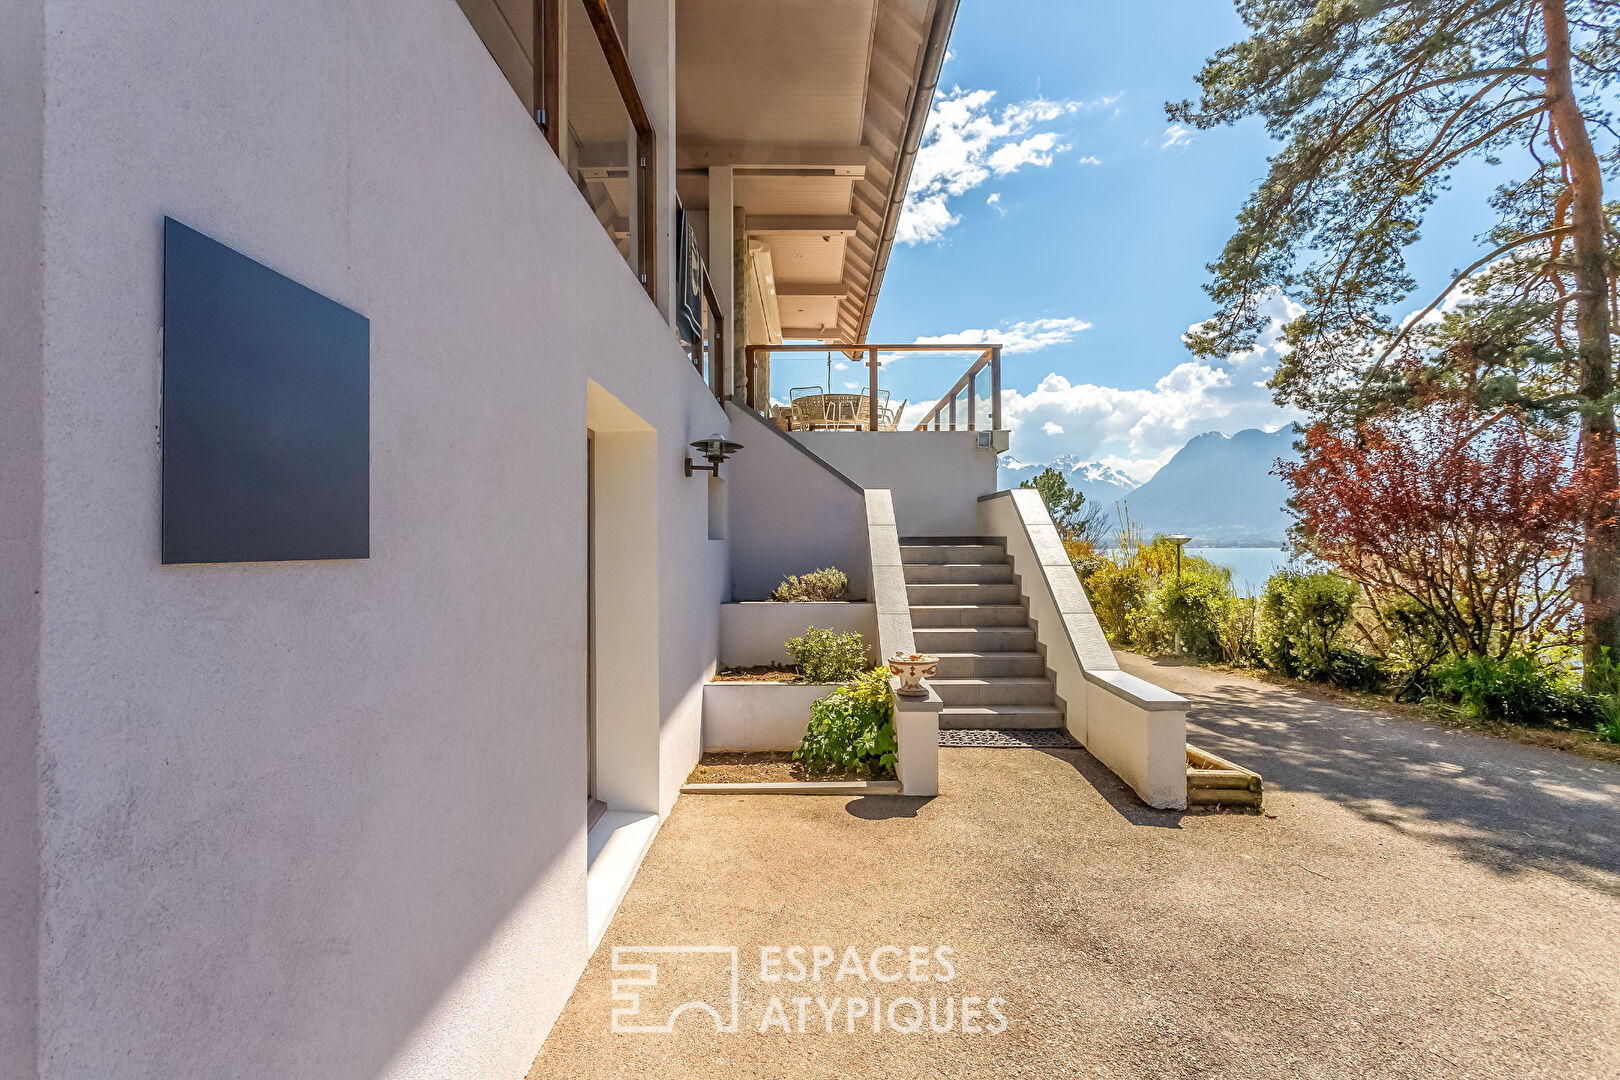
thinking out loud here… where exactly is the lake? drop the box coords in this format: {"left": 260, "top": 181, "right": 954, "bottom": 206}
{"left": 1189, "top": 547, "right": 1299, "bottom": 593}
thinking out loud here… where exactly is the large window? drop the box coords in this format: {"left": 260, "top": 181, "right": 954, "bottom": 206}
{"left": 456, "top": 0, "right": 655, "bottom": 301}
{"left": 676, "top": 202, "right": 723, "bottom": 396}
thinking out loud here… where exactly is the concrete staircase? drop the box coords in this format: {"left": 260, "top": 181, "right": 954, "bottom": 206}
{"left": 901, "top": 538, "right": 1065, "bottom": 730}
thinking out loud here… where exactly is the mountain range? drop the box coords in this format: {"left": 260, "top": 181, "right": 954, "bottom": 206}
{"left": 998, "top": 427, "right": 1298, "bottom": 547}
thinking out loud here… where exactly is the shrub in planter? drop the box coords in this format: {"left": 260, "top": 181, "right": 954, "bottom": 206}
{"left": 785, "top": 626, "right": 869, "bottom": 683}
{"left": 793, "top": 668, "right": 897, "bottom": 777}
{"left": 770, "top": 567, "right": 849, "bottom": 602}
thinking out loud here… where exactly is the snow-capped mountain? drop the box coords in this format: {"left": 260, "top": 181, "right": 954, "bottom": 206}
{"left": 1122, "top": 428, "right": 1297, "bottom": 546}
{"left": 997, "top": 453, "right": 1138, "bottom": 506}
{"left": 997, "top": 427, "right": 1300, "bottom": 546}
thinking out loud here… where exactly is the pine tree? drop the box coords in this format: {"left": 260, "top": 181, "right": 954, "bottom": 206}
{"left": 1172, "top": 0, "right": 1620, "bottom": 682}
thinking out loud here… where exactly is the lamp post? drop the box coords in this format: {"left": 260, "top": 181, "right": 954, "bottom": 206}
{"left": 1167, "top": 533, "right": 1192, "bottom": 583}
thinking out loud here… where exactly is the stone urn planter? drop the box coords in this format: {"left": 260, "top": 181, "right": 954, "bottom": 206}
{"left": 888, "top": 652, "right": 938, "bottom": 697}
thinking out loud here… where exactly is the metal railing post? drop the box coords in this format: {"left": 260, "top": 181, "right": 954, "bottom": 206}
{"left": 991, "top": 346, "right": 1001, "bottom": 431}
{"left": 869, "top": 347, "right": 880, "bottom": 431}
{"left": 967, "top": 368, "right": 976, "bottom": 430}
{"left": 948, "top": 392, "right": 956, "bottom": 430}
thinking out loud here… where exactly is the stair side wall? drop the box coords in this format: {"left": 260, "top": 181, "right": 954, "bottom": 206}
{"left": 979, "top": 490, "right": 1189, "bottom": 809}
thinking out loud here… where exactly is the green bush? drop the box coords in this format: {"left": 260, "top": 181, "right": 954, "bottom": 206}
{"left": 1323, "top": 648, "right": 1386, "bottom": 693}
{"left": 770, "top": 567, "right": 849, "bottom": 602}
{"left": 1086, "top": 537, "right": 1235, "bottom": 657}
{"left": 1374, "top": 595, "right": 1450, "bottom": 701}
{"left": 1152, "top": 570, "right": 1234, "bottom": 661}
{"left": 1086, "top": 559, "right": 1152, "bottom": 645}
{"left": 793, "top": 667, "right": 897, "bottom": 777}
{"left": 1585, "top": 649, "right": 1620, "bottom": 740}
{"left": 1259, "top": 570, "right": 1356, "bottom": 680}
{"left": 1429, "top": 652, "right": 1558, "bottom": 724}
{"left": 1595, "top": 700, "right": 1620, "bottom": 744}
{"left": 784, "top": 627, "right": 869, "bottom": 683}
{"left": 1216, "top": 595, "right": 1262, "bottom": 666}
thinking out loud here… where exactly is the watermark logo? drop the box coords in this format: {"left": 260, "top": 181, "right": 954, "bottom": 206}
{"left": 610, "top": 945, "right": 1006, "bottom": 1036}
{"left": 609, "top": 946, "right": 740, "bottom": 1033}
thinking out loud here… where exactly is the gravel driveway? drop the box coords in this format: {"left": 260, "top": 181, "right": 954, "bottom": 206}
{"left": 530, "top": 655, "right": 1620, "bottom": 1079}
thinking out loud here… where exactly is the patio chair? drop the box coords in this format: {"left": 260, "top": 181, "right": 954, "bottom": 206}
{"left": 789, "top": 386, "right": 828, "bottom": 430}
{"left": 855, "top": 389, "right": 891, "bottom": 431}
{"left": 883, "top": 399, "right": 907, "bottom": 431}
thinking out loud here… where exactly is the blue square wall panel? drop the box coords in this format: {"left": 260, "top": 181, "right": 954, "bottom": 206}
{"left": 161, "top": 217, "right": 370, "bottom": 563}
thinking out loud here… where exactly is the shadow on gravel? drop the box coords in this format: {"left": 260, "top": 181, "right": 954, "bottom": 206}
{"left": 844, "top": 795, "right": 936, "bottom": 820}
{"left": 1038, "top": 746, "right": 1187, "bottom": 829}
{"left": 1139, "top": 658, "right": 1620, "bottom": 895}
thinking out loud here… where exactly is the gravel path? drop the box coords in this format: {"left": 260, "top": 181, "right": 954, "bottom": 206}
{"left": 531, "top": 655, "right": 1620, "bottom": 1079}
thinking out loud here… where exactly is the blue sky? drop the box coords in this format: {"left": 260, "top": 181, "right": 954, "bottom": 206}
{"left": 810, "top": 0, "right": 1511, "bottom": 481}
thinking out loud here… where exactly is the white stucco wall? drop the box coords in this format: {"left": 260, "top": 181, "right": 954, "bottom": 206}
{"left": 1, "top": 1, "right": 45, "bottom": 1075}
{"left": 701, "top": 682, "right": 835, "bottom": 751}
{"left": 12, "top": 2, "right": 724, "bottom": 1078}
{"left": 719, "top": 602, "right": 879, "bottom": 668}
{"left": 791, "top": 430, "right": 998, "bottom": 536}
{"left": 725, "top": 402, "right": 872, "bottom": 600}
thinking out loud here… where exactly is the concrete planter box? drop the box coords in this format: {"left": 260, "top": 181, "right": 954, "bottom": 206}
{"left": 701, "top": 681, "right": 840, "bottom": 752}
{"left": 718, "top": 602, "right": 877, "bottom": 669}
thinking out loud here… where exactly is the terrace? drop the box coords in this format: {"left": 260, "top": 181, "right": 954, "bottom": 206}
{"left": 533, "top": 652, "right": 1620, "bottom": 1077}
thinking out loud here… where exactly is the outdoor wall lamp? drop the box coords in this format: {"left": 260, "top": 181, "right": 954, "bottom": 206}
{"left": 685, "top": 434, "right": 743, "bottom": 478}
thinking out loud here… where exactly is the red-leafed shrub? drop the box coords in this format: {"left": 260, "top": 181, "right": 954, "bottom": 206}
{"left": 1284, "top": 406, "right": 1605, "bottom": 658}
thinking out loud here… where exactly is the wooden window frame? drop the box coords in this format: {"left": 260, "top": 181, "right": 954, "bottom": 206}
{"left": 539, "top": 0, "right": 657, "bottom": 304}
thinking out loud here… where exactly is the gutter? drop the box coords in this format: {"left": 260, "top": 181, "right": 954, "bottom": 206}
{"left": 855, "top": 0, "right": 960, "bottom": 342}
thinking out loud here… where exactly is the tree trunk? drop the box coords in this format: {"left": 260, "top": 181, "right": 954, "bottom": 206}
{"left": 1544, "top": 0, "right": 1620, "bottom": 685}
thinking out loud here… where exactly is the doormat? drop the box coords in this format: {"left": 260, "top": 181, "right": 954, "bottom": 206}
{"left": 939, "top": 729, "right": 1080, "bottom": 749}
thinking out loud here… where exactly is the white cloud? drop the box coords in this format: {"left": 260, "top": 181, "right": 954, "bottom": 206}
{"left": 1075, "top": 155, "right": 1102, "bottom": 166}
{"left": 897, "top": 86, "right": 1118, "bottom": 244}
{"left": 914, "top": 316, "right": 1094, "bottom": 355}
{"left": 985, "top": 192, "right": 1000, "bottom": 205}
{"left": 1000, "top": 292, "right": 1301, "bottom": 480}
{"left": 1161, "top": 124, "right": 1193, "bottom": 150}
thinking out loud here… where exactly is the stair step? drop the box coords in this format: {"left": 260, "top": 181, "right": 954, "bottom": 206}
{"left": 931, "top": 652, "right": 1047, "bottom": 679}
{"left": 938, "top": 704, "right": 1066, "bottom": 731}
{"left": 905, "top": 582, "right": 1022, "bottom": 606}
{"left": 914, "top": 626, "right": 1038, "bottom": 653}
{"left": 903, "top": 562, "right": 1015, "bottom": 584}
{"left": 909, "top": 604, "right": 1028, "bottom": 628}
{"left": 930, "top": 677, "right": 1055, "bottom": 706}
{"left": 899, "top": 544, "right": 1008, "bottom": 565}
